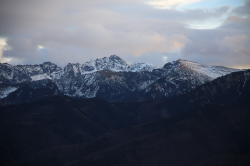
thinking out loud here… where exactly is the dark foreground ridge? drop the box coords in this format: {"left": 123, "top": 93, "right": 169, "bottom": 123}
{"left": 1, "top": 99, "right": 250, "bottom": 166}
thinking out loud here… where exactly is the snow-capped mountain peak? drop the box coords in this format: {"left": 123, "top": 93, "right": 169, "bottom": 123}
{"left": 62, "top": 55, "right": 129, "bottom": 77}
{"left": 163, "top": 59, "right": 241, "bottom": 79}
{"left": 62, "top": 55, "right": 159, "bottom": 77}
{"left": 98, "top": 54, "right": 128, "bottom": 71}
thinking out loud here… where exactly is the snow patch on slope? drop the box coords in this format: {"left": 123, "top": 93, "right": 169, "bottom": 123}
{"left": 0, "top": 86, "right": 17, "bottom": 99}
{"left": 31, "top": 74, "right": 52, "bottom": 81}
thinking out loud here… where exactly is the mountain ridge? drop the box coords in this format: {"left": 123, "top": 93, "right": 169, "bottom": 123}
{"left": 1, "top": 55, "right": 240, "bottom": 83}
{"left": 0, "top": 55, "right": 242, "bottom": 103}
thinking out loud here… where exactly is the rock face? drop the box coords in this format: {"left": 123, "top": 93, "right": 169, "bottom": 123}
{"left": 0, "top": 55, "right": 242, "bottom": 104}
{"left": 0, "top": 79, "right": 61, "bottom": 106}
{"left": 55, "top": 71, "right": 159, "bottom": 101}
{"left": 15, "top": 62, "right": 63, "bottom": 81}
{"left": 0, "top": 63, "right": 31, "bottom": 84}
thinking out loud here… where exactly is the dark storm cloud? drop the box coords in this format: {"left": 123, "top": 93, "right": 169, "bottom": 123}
{"left": 0, "top": 0, "right": 249, "bottom": 69}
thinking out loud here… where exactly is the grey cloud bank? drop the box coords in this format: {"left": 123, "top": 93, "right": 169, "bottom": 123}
{"left": 0, "top": 0, "right": 249, "bottom": 69}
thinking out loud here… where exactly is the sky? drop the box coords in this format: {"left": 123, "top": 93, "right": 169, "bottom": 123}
{"left": 0, "top": 0, "right": 249, "bottom": 69}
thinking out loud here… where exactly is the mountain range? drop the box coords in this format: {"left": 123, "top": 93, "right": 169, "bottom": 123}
{"left": 0, "top": 55, "right": 241, "bottom": 104}
{"left": 0, "top": 54, "right": 249, "bottom": 165}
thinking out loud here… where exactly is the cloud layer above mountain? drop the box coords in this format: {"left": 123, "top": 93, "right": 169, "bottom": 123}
{"left": 0, "top": 0, "right": 249, "bottom": 68}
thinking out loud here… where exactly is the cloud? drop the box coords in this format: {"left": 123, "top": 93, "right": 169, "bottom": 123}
{"left": 232, "top": 0, "right": 250, "bottom": 16}
{"left": 0, "top": 0, "right": 249, "bottom": 69}
{"left": 0, "top": 0, "right": 230, "bottom": 37}
{"left": 220, "top": 35, "right": 250, "bottom": 55}
{"left": 0, "top": 38, "right": 12, "bottom": 63}
{"left": 145, "top": 0, "right": 204, "bottom": 9}
{"left": 3, "top": 22, "right": 190, "bottom": 66}
{"left": 222, "top": 15, "right": 250, "bottom": 30}
{"left": 171, "top": 28, "right": 250, "bottom": 68}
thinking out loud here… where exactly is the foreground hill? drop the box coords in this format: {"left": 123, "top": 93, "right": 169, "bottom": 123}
{"left": 0, "top": 95, "right": 144, "bottom": 164}
{"left": 2, "top": 104, "right": 250, "bottom": 166}
{"left": 67, "top": 104, "right": 250, "bottom": 166}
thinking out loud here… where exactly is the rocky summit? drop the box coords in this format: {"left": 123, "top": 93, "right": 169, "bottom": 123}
{"left": 0, "top": 55, "right": 241, "bottom": 104}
